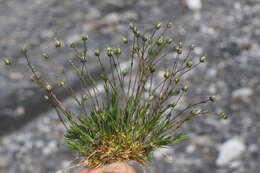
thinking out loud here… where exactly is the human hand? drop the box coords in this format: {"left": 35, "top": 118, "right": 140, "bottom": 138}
{"left": 77, "top": 162, "right": 137, "bottom": 173}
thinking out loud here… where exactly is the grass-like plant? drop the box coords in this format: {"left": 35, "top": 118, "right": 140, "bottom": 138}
{"left": 2, "top": 22, "right": 227, "bottom": 169}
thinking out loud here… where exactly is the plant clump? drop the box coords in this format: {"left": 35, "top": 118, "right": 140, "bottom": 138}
{"left": 1, "top": 22, "right": 228, "bottom": 168}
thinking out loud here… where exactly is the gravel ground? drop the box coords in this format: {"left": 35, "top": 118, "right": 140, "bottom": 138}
{"left": 0, "top": 0, "right": 260, "bottom": 173}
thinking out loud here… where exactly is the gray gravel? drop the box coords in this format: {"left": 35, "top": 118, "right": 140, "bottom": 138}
{"left": 1, "top": 0, "right": 260, "bottom": 173}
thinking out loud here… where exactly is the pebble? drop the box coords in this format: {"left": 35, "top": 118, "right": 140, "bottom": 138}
{"left": 0, "top": 157, "right": 9, "bottom": 168}
{"left": 153, "top": 147, "right": 173, "bottom": 159}
{"left": 185, "top": 0, "right": 202, "bottom": 11}
{"left": 232, "top": 87, "right": 253, "bottom": 102}
{"left": 42, "top": 141, "right": 57, "bottom": 155}
{"left": 216, "top": 137, "right": 246, "bottom": 166}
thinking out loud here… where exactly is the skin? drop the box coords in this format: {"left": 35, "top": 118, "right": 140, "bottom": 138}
{"left": 77, "top": 162, "right": 137, "bottom": 173}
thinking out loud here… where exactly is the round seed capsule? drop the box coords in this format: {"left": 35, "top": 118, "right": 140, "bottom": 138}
{"left": 70, "top": 43, "right": 76, "bottom": 48}
{"left": 166, "top": 22, "right": 173, "bottom": 29}
{"left": 114, "top": 48, "right": 121, "bottom": 56}
{"left": 122, "top": 37, "right": 128, "bottom": 44}
{"left": 106, "top": 47, "right": 113, "bottom": 57}
{"left": 191, "top": 109, "right": 200, "bottom": 114}
{"left": 43, "top": 95, "right": 49, "bottom": 100}
{"left": 218, "top": 113, "right": 228, "bottom": 119}
{"left": 94, "top": 50, "right": 100, "bottom": 56}
{"left": 155, "top": 23, "right": 161, "bottom": 30}
{"left": 182, "top": 85, "right": 189, "bottom": 92}
{"left": 200, "top": 56, "right": 206, "bottom": 63}
{"left": 45, "top": 84, "right": 52, "bottom": 91}
{"left": 54, "top": 40, "right": 62, "bottom": 48}
{"left": 20, "top": 48, "right": 28, "bottom": 54}
{"left": 2, "top": 58, "right": 11, "bottom": 65}
{"left": 186, "top": 61, "right": 193, "bottom": 68}
{"left": 58, "top": 81, "right": 65, "bottom": 88}
{"left": 82, "top": 34, "right": 88, "bottom": 41}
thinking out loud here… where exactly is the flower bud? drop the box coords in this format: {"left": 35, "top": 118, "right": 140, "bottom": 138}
{"left": 175, "top": 78, "right": 180, "bottom": 84}
{"left": 54, "top": 40, "right": 62, "bottom": 48}
{"left": 142, "top": 35, "right": 148, "bottom": 42}
{"left": 129, "top": 23, "right": 135, "bottom": 30}
{"left": 149, "top": 65, "right": 156, "bottom": 73}
{"left": 122, "top": 37, "right": 128, "bottom": 44}
{"left": 175, "top": 45, "right": 182, "bottom": 54}
{"left": 156, "top": 36, "right": 164, "bottom": 46}
{"left": 106, "top": 47, "right": 113, "bottom": 57}
{"left": 100, "top": 74, "right": 108, "bottom": 81}
{"left": 82, "top": 95, "right": 88, "bottom": 101}
{"left": 170, "top": 102, "right": 177, "bottom": 107}
{"left": 70, "top": 43, "right": 76, "bottom": 48}
{"left": 182, "top": 85, "right": 189, "bottom": 92}
{"left": 121, "top": 70, "right": 128, "bottom": 76}
{"left": 166, "top": 22, "right": 173, "bottom": 29}
{"left": 186, "top": 61, "right": 193, "bottom": 68}
{"left": 2, "top": 58, "right": 11, "bottom": 65}
{"left": 20, "top": 48, "right": 28, "bottom": 54}
{"left": 114, "top": 48, "right": 121, "bottom": 56}
{"left": 164, "top": 71, "right": 170, "bottom": 79}
{"left": 43, "top": 95, "right": 49, "bottom": 100}
{"left": 199, "top": 56, "right": 206, "bottom": 63}
{"left": 94, "top": 50, "right": 100, "bottom": 56}
{"left": 218, "top": 113, "right": 228, "bottom": 119}
{"left": 155, "top": 23, "right": 161, "bottom": 30}
{"left": 82, "top": 34, "right": 88, "bottom": 41}
{"left": 191, "top": 109, "right": 200, "bottom": 114}
{"left": 32, "top": 68, "right": 37, "bottom": 73}
{"left": 58, "top": 81, "right": 65, "bottom": 88}
{"left": 45, "top": 84, "right": 52, "bottom": 91}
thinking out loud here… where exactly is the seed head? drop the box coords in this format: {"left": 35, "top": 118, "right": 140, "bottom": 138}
{"left": 58, "top": 81, "right": 65, "bottom": 88}
{"left": 45, "top": 84, "right": 52, "bottom": 91}
{"left": 82, "top": 34, "right": 88, "bottom": 41}
{"left": 20, "top": 48, "right": 28, "bottom": 54}
{"left": 156, "top": 36, "right": 164, "bottom": 46}
{"left": 175, "top": 78, "right": 180, "bottom": 84}
{"left": 94, "top": 50, "right": 100, "bottom": 56}
{"left": 218, "top": 113, "right": 228, "bottom": 119}
{"left": 186, "top": 61, "right": 193, "bottom": 68}
{"left": 155, "top": 23, "right": 161, "bottom": 30}
{"left": 166, "top": 22, "right": 173, "bottom": 29}
{"left": 54, "top": 40, "right": 62, "bottom": 48}
{"left": 106, "top": 47, "right": 113, "bottom": 57}
{"left": 43, "top": 95, "right": 49, "bottom": 100}
{"left": 182, "top": 85, "right": 189, "bottom": 92}
{"left": 70, "top": 43, "right": 76, "bottom": 48}
{"left": 149, "top": 65, "right": 156, "bottom": 73}
{"left": 122, "top": 37, "right": 128, "bottom": 44}
{"left": 191, "top": 109, "right": 200, "bottom": 114}
{"left": 114, "top": 48, "right": 121, "bottom": 56}
{"left": 2, "top": 58, "right": 11, "bottom": 65}
{"left": 200, "top": 56, "right": 206, "bottom": 63}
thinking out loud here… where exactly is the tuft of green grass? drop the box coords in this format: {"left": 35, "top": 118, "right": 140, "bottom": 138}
{"left": 2, "top": 22, "right": 228, "bottom": 168}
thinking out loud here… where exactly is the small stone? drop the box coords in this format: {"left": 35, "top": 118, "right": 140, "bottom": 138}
{"left": 232, "top": 87, "right": 253, "bottom": 102}
{"left": 186, "top": 144, "right": 196, "bottom": 153}
{"left": 216, "top": 137, "right": 246, "bottom": 166}
{"left": 185, "top": 0, "right": 202, "bottom": 11}
{"left": 9, "top": 72, "right": 24, "bottom": 80}
{"left": 153, "top": 147, "right": 173, "bottom": 159}
{"left": 0, "top": 157, "right": 9, "bottom": 168}
{"left": 15, "top": 106, "right": 25, "bottom": 116}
